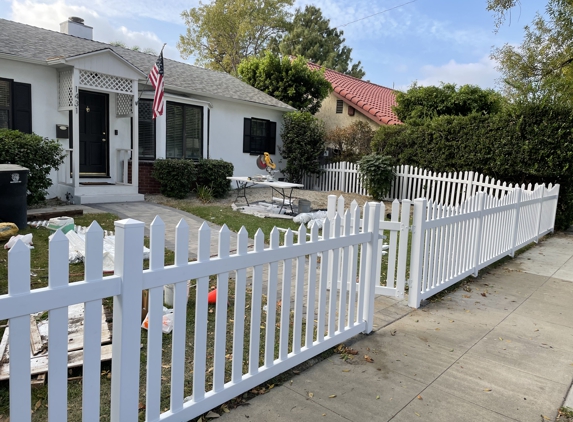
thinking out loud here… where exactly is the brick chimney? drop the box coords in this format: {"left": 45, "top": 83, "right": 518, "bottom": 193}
{"left": 59, "top": 17, "right": 93, "bottom": 40}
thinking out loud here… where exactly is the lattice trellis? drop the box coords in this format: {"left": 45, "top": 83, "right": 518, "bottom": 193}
{"left": 79, "top": 70, "right": 133, "bottom": 94}
{"left": 116, "top": 93, "right": 133, "bottom": 117}
{"left": 58, "top": 70, "right": 74, "bottom": 110}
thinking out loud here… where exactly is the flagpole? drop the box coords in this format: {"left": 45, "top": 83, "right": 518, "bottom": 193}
{"left": 136, "top": 43, "right": 166, "bottom": 106}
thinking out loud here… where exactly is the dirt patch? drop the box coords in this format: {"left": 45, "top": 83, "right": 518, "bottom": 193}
{"left": 145, "top": 188, "right": 374, "bottom": 211}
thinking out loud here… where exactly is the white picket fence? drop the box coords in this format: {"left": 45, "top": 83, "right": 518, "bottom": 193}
{"left": 407, "top": 183, "right": 560, "bottom": 307}
{"left": 306, "top": 162, "right": 542, "bottom": 208}
{"left": 0, "top": 203, "right": 383, "bottom": 422}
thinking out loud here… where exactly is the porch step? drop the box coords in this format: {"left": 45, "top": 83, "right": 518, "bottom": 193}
{"left": 73, "top": 193, "right": 144, "bottom": 205}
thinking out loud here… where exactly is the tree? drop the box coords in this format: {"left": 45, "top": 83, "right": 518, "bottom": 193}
{"left": 178, "top": 0, "right": 293, "bottom": 76}
{"left": 393, "top": 83, "right": 504, "bottom": 123}
{"left": 238, "top": 52, "right": 332, "bottom": 114}
{"left": 280, "top": 111, "right": 326, "bottom": 184}
{"left": 489, "top": 0, "right": 573, "bottom": 102}
{"left": 275, "top": 5, "right": 365, "bottom": 79}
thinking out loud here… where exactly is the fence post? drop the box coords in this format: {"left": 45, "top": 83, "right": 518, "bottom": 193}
{"left": 408, "top": 198, "right": 426, "bottom": 308}
{"left": 110, "top": 218, "right": 145, "bottom": 422}
{"left": 327, "top": 194, "right": 337, "bottom": 221}
{"left": 340, "top": 161, "right": 346, "bottom": 192}
{"left": 465, "top": 171, "right": 474, "bottom": 202}
{"left": 535, "top": 184, "right": 546, "bottom": 242}
{"left": 401, "top": 165, "right": 410, "bottom": 200}
{"left": 510, "top": 188, "right": 523, "bottom": 257}
{"left": 472, "top": 193, "right": 486, "bottom": 277}
{"left": 362, "top": 202, "right": 381, "bottom": 333}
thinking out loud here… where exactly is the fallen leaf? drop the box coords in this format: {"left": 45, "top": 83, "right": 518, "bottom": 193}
{"left": 293, "top": 370, "right": 300, "bottom": 374}
{"left": 34, "top": 400, "right": 42, "bottom": 411}
{"left": 138, "top": 402, "right": 145, "bottom": 410}
{"left": 541, "top": 415, "right": 550, "bottom": 421}
{"left": 484, "top": 388, "right": 492, "bottom": 392}
{"left": 376, "top": 395, "right": 380, "bottom": 400}
{"left": 481, "top": 292, "right": 487, "bottom": 297}
{"left": 328, "top": 395, "right": 337, "bottom": 398}
{"left": 221, "top": 405, "right": 230, "bottom": 413}
{"left": 415, "top": 412, "right": 421, "bottom": 417}
{"left": 342, "top": 369, "right": 350, "bottom": 372}
{"left": 417, "top": 395, "right": 423, "bottom": 400}
{"left": 462, "top": 295, "right": 471, "bottom": 298}
{"left": 391, "top": 330, "right": 397, "bottom": 336}
{"left": 364, "top": 355, "right": 374, "bottom": 363}
{"left": 308, "top": 392, "right": 314, "bottom": 398}
{"left": 205, "top": 411, "right": 220, "bottom": 419}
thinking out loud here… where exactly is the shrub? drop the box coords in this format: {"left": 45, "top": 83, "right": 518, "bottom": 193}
{"left": 151, "top": 159, "right": 197, "bottom": 199}
{"left": 280, "top": 111, "right": 326, "bottom": 184}
{"left": 357, "top": 154, "right": 395, "bottom": 201}
{"left": 0, "top": 129, "right": 65, "bottom": 205}
{"left": 326, "top": 121, "right": 374, "bottom": 163}
{"left": 195, "top": 159, "right": 234, "bottom": 198}
{"left": 375, "top": 102, "right": 573, "bottom": 230}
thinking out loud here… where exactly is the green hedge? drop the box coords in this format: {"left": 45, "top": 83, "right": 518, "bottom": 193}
{"left": 373, "top": 102, "right": 573, "bottom": 230}
{"left": 0, "top": 129, "right": 65, "bottom": 205}
{"left": 151, "top": 159, "right": 197, "bottom": 199}
{"left": 195, "top": 159, "right": 234, "bottom": 198}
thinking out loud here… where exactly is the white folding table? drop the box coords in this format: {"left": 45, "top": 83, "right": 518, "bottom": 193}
{"left": 227, "top": 177, "right": 304, "bottom": 214}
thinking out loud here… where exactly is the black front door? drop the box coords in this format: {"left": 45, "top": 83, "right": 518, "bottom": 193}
{"left": 79, "top": 91, "right": 108, "bottom": 175}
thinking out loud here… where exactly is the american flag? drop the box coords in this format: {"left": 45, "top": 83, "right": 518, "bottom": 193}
{"left": 149, "top": 49, "right": 165, "bottom": 119}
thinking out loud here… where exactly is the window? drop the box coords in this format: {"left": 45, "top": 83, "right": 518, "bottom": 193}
{"left": 0, "top": 77, "right": 32, "bottom": 133}
{"left": 138, "top": 100, "right": 156, "bottom": 160}
{"left": 348, "top": 106, "right": 355, "bottom": 116}
{"left": 166, "top": 102, "right": 203, "bottom": 160}
{"left": 336, "top": 99, "right": 343, "bottom": 114}
{"left": 243, "top": 117, "right": 276, "bottom": 155}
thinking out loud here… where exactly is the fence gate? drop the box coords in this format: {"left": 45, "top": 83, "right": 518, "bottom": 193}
{"left": 326, "top": 195, "right": 411, "bottom": 299}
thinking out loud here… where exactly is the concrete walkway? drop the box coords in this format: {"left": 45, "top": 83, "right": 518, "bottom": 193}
{"left": 219, "top": 233, "right": 573, "bottom": 422}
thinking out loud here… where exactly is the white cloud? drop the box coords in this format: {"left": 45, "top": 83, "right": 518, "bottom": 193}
{"left": 9, "top": 0, "right": 179, "bottom": 58}
{"left": 414, "top": 56, "right": 500, "bottom": 89}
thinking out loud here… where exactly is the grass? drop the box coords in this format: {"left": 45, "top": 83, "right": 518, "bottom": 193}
{"left": 0, "top": 211, "right": 313, "bottom": 421}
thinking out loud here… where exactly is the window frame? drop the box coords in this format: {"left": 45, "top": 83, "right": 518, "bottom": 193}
{"left": 336, "top": 99, "right": 343, "bottom": 114}
{"left": 0, "top": 77, "right": 14, "bottom": 130}
{"left": 243, "top": 117, "right": 276, "bottom": 155}
{"left": 137, "top": 99, "right": 157, "bottom": 160}
{"left": 165, "top": 101, "right": 204, "bottom": 160}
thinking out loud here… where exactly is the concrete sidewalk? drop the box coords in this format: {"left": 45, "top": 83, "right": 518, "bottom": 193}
{"left": 220, "top": 234, "right": 573, "bottom": 422}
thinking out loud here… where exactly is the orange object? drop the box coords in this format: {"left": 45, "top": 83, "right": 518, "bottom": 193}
{"left": 208, "top": 289, "right": 217, "bottom": 304}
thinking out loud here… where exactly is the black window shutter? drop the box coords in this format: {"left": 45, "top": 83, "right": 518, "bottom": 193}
{"left": 267, "top": 121, "right": 276, "bottom": 154}
{"left": 243, "top": 118, "right": 251, "bottom": 153}
{"left": 13, "top": 82, "right": 32, "bottom": 134}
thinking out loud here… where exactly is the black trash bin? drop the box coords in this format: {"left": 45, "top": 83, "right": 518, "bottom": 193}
{"left": 0, "top": 164, "right": 29, "bottom": 229}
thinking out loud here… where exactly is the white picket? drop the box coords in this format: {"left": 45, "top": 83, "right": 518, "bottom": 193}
{"left": 264, "top": 228, "right": 280, "bottom": 367}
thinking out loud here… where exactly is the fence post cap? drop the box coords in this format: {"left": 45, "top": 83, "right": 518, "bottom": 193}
{"left": 114, "top": 218, "right": 145, "bottom": 228}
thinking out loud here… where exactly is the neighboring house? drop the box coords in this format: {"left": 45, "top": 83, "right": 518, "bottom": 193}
{"left": 309, "top": 62, "right": 401, "bottom": 132}
{"left": 0, "top": 18, "right": 294, "bottom": 204}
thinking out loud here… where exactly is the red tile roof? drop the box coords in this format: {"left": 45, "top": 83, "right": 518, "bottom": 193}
{"left": 308, "top": 62, "right": 402, "bottom": 125}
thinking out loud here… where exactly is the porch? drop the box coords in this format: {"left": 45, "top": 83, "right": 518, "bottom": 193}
{"left": 51, "top": 49, "right": 145, "bottom": 204}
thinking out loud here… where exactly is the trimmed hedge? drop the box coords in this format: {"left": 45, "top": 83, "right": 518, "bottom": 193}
{"left": 195, "top": 159, "right": 234, "bottom": 198}
{"left": 373, "top": 102, "right": 573, "bottom": 230}
{"left": 151, "top": 159, "right": 197, "bottom": 199}
{"left": 0, "top": 129, "right": 65, "bottom": 205}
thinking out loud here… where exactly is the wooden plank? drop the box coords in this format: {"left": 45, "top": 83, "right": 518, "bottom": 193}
{"left": 0, "top": 344, "right": 113, "bottom": 380}
{"left": 0, "top": 327, "right": 8, "bottom": 364}
{"left": 27, "top": 209, "right": 83, "bottom": 221}
{"left": 30, "top": 316, "right": 44, "bottom": 356}
{"left": 31, "top": 373, "right": 46, "bottom": 388}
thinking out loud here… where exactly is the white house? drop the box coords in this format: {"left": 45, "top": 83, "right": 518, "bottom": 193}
{"left": 0, "top": 17, "right": 294, "bottom": 204}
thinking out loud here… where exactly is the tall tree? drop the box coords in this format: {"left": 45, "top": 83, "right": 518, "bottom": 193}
{"left": 489, "top": 0, "right": 573, "bottom": 102}
{"left": 276, "top": 5, "right": 365, "bottom": 79}
{"left": 178, "top": 0, "right": 293, "bottom": 76}
{"left": 238, "top": 52, "right": 332, "bottom": 114}
{"left": 393, "top": 83, "right": 503, "bottom": 123}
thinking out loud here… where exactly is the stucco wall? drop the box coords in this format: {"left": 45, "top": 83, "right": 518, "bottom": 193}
{"left": 315, "top": 93, "right": 380, "bottom": 132}
{"left": 207, "top": 98, "right": 286, "bottom": 179}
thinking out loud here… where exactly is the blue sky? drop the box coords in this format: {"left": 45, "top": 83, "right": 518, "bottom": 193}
{"left": 0, "top": 0, "right": 546, "bottom": 91}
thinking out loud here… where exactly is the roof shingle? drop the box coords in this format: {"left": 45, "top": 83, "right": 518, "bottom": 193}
{"left": 309, "top": 62, "right": 401, "bottom": 125}
{"left": 0, "top": 19, "right": 293, "bottom": 111}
